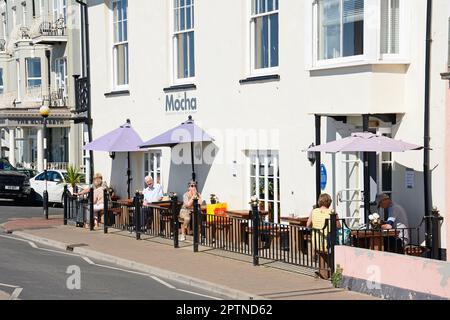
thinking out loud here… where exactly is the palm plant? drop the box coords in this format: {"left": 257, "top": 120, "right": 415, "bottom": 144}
{"left": 65, "top": 165, "right": 82, "bottom": 193}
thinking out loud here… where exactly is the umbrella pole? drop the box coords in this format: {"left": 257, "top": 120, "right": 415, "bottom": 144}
{"left": 127, "top": 152, "right": 131, "bottom": 199}
{"left": 191, "top": 142, "right": 196, "bottom": 182}
{"left": 363, "top": 116, "right": 370, "bottom": 224}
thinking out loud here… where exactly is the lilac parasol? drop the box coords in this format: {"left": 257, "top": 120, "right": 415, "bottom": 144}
{"left": 84, "top": 119, "right": 144, "bottom": 198}
{"left": 140, "top": 116, "right": 214, "bottom": 182}
{"left": 83, "top": 119, "right": 144, "bottom": 152}
{"left": 306, "top": 132, "right": 422, "bottom": 153}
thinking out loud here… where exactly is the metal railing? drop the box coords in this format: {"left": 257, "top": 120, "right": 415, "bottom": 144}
{"left": 63, "top": 189, "right": 444, "bottom": 281}
{"left": 38, "top": 18, "right": 66, "bottom": 37}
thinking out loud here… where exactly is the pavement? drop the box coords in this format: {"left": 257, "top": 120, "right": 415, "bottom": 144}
{"left": 1, "top": 216, "right": 379, "bottom": 300}
{"left": 0, "top": 290, "right": 9, "bottom": 300}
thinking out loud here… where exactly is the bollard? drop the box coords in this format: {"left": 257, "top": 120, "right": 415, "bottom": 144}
{"left": 329, "top": 212, "right": 338, "bottom": 275}
{"left": 89, "top": 187, "right": 94, "bottom": 231}
{"left": 134, "top": 192, "right": 141, "bottom": 240}
{"left": 171, "top": 194, "right": 179, "bottom": 248}
{"left": 43, "top": 190, "right": 49, "bottom": 220}
{"left": 193, "top": 198, "right": 199, "bottom": 253}
{"left": 431, "top": 211, "right": 443, "bottom": 260}
{"left": 103, "top": 188, "right": 109, "bottom": 234}
{"left": 251, "top": 202, "right": 259, "bottom": 266}
{"left": 63, "top": 185, "right": 68, "bottom": 226}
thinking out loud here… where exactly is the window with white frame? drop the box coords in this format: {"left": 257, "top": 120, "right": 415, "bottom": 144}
{"left": 12, "top": 6, "right": 17, "bottom": 26}
{"left": 173, "top": 0, "right": 195, "bottom": 80}
{"left": 55, "top": 57, "right": 68, "bottom": 97}
{"left": 1, "top": 12, "right": 6, "bottom": 40}
{"left": 250, "top": 0, "right": 279, "bottom": 71}
{"left": 249, "top": 151, "right": 280, "bottom": 223}
{"left": 21, "top": 2, "right": 26, "bottom": 26}
{"left": 144, "top": 151, "right": 162, "bottom": 186}
{"left": 316, "top": 0, "right": 364, "bottom": 60}
{"left": 0, "top": 68, "right": 4, "bottom": 94}
{"left": 380, "top": 0, "right": 399, "bottom": 55}
{"left": 53, "top": 0, "right": 67, "bottom": 21}
{"left": 112, "top": 0, "right": 128, "bottom": 87}
{"left": 26, "top": 58, "right": 42, "bottom": 88}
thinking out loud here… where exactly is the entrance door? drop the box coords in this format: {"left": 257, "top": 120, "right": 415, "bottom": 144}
{"left": 336, "top": 152, "right": 363, "bottom": 228}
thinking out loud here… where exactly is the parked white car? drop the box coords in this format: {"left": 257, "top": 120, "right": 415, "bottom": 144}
{"left": 30, "top": 170, "right": 88, "bottom": 204}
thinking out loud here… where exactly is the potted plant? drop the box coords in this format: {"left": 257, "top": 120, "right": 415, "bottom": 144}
{"left": 65, "top": 165, "right": 83, "bottom": 194}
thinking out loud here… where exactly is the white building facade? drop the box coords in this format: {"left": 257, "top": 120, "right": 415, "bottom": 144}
{"left": 86, "top": 0, "right": 450, "bottom": 256}
{"left": 0, "top": 0, "right": 84, "bottom": 172}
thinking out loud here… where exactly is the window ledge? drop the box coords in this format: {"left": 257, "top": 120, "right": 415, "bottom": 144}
{"left": 239, "top": 74, "right": 280, "bottom": 85}
{"left": 307, "top": 60, "right": 410, "bottom": 72}
{"left": 163, "top": 84, "right": 197, "bottom": 93}
{"left": 104, "top": 90, "right": 130, "bottom": 97}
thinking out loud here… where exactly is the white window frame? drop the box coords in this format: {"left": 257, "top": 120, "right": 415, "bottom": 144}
{"left": 53, "top": 0, "right": 67, "bottom": 21}
{"left": 16, "top": 59, "right": 21, "bottom": 101}
{"left": 248, "top": 150, "right": 280, "bottom": 223}
{"left": 21, "top": 1, "right": 26, "bottom": 26}
{"left": 171, "top": 0, "right": 195, "bottom": 84}
{"left": 1, "top": 12, "right": 6, "bottom": 41}
{"left": 249, "top": 0, "right": 279, "bottom": 76}
{"left": 144, "top": 151, "right": 163, "bottom": 187}
{"left": 55, "top": 57, "right": 68, "bottom": 97}
{"left": 0, "top": 67, "right": 4, "bottom": 94}
{"left": 111, "top": 0, "right": 129, "bottom": 90}
{"left": 12, "top": 6, "right": 17, "bottom": 27}
{"left": 26, "top": 57, "right": 42, "bottom": 89}
{"left": 308, "top": 0, "right": 409, "bottom": 70}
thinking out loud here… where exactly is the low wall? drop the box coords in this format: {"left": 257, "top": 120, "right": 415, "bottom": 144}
{"left": 335, "top": 246, "right": 450, "bottom": 300}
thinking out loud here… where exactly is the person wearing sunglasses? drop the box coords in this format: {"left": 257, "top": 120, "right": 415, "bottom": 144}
{"left": 179, "top": 181, "right": 202, "bottom": 241}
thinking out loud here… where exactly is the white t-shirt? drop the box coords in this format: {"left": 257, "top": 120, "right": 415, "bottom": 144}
{"left": 143, "top": 184, "right": 163, "bottom": 203}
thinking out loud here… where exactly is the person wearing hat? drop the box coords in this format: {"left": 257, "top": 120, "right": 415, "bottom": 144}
{"left": 377, "top": 193, "right": 409, "bottom": 250}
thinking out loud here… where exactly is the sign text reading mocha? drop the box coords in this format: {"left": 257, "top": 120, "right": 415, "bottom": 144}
{"left": 166, "top": 92, "right": 197, "bottom": 112}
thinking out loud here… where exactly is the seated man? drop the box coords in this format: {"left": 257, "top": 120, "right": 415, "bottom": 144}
{"left": 142, "top": 176, "right": 164, "bottom": 231}
{"left": 377, "top": 193, "right": 410, "bottom": 253}
{"left": 142, "top": 176, "right": 163, "bottom": 205}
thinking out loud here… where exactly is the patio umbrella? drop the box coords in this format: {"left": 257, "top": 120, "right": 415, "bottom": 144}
{"left": 83, "top": 119, "right": 144, "bottom": 198}
{"left": 139, "top": 115, "right": 214, "bottom": 183}
{"left": 305, "top": 132, "right": 422, "bottom": 222}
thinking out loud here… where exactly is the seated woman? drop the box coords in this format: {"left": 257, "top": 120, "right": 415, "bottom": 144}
{"left": 179, "top": 181, "right": 202, "bottom": 241}
{"left": 307, "top": 193, "right": 341, "bottom": 250}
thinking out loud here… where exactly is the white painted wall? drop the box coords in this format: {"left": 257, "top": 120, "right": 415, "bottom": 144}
{"left": 87, "top": 0, "right": 449, "bottom": 249}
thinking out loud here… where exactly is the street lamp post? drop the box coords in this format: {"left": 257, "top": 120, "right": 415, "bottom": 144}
{"left": 39, "top": 105, "right": 50, "bottom": 220}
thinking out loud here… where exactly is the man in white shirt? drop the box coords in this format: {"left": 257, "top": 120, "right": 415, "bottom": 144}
{"left": 143, "top": 175, "right": 163, "bottom": 205}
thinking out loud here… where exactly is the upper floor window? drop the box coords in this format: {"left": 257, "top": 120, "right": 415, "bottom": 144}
{"left": 21, "top": 1, "right": 26, "bottom": 26}
{"left": 53, "top": 0, "right": 67, "bottom": 21}
{"left": 112, "top": 0, "right": 129, "bottom": 87}
{"left": 0, "top": 68, "right": 4, "bottom": 94}
{"left": 317, "top": 0, "right": 364, "bottom": 60}
{"left": 251, "top": 0, "right": 279, "bottom": 71}
{"left": 26, "top": 58, "right": 42, "bottom": 88}
{"left": 380, "top": 0, "right": 399, "bottom": 55}
{"left": 173, "top": 0, "right": 195, "bottom": 80}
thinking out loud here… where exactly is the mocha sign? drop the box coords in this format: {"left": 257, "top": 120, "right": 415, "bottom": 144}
{"left": 166, "top": 92, "right": 197, "bottom": 113}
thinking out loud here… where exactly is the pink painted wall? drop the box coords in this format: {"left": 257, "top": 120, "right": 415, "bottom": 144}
{"left": 446, "top": 85, "right": 450, "bottom": 262}
{"left": 335, "top": 246, "right": 450, "bottom": 299}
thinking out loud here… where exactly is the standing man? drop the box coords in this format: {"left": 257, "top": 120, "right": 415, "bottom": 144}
{"left": 377, "top": 193, "right": 410, "bottom": 251}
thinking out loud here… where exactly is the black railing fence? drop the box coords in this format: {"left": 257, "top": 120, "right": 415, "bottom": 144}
{"left": 63, "top": 188, "right": 444, "bottom": 279}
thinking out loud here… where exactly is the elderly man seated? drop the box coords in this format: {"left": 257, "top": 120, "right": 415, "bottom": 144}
{"left": 141, "top": 176, "right": 164, "bottom": 232}
{"left": 377, "top": 193, "right": 410, "bottom": 253}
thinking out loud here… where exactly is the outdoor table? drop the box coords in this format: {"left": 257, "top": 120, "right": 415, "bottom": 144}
{"left": 280, "top": 216, "right": 308, "bottom": 227}
{"left": 226, "top": 210, "right": 269, "bottom": 220}
{"left": 351, "top": 229, "right": 400, "bottom": 252}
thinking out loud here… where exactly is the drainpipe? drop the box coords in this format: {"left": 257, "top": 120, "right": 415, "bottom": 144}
{"left": 424, "top": 0, "right": 433, "bottom": 248}
{"left": 315, "top": 115, "right": 321, "bottom": 203}
{"left": 76, "top": 0, "right": 94, "bottom": 184}
{"left": 45, "top": 49, "right": 51, "bottom": 96}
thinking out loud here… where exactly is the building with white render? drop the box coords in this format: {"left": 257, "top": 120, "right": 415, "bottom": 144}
{"left": 85, "top": 0, "right": 450, "bottom": 259}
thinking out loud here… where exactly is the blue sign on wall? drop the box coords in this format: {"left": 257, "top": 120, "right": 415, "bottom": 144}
{"left": 320, "top": 164, "right": 327, "bottom": 191}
